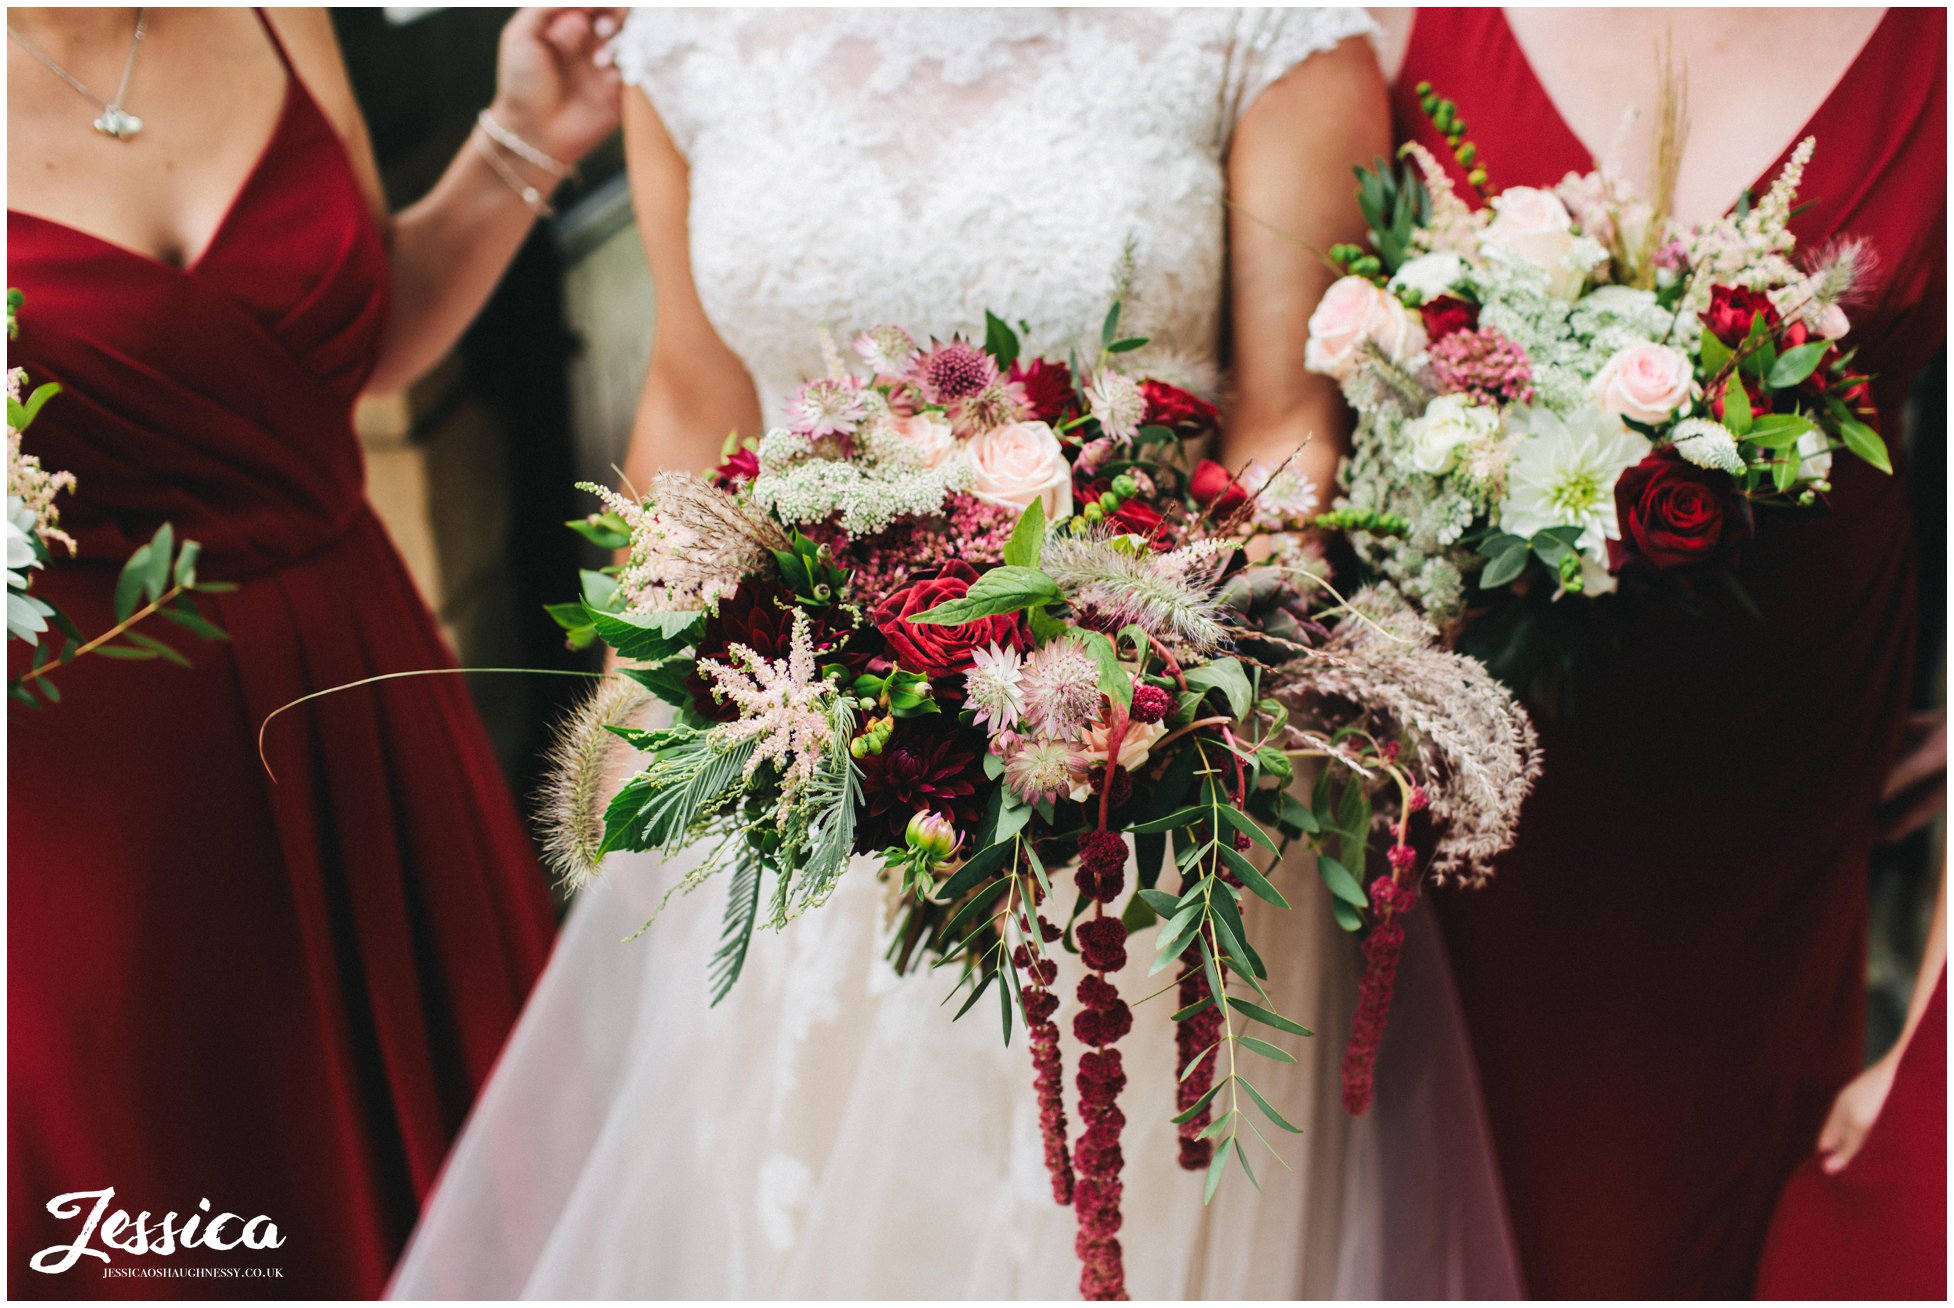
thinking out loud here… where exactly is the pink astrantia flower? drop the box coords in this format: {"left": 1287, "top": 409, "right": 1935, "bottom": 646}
{"left": 1003, "top": 737, "right": 1089, "bottom": 806}
{"left": 785, "top": 375, "right": 870, "bottom": 439}
{"left": 1019, "top": 637, "right": 1103, "bottom": 741}
{"left": 964, "top": 642, "right": 1027, "bottom": 733}
{"left": 853, "top": 323, "right": 918, "bottom": 376}
{"left": 913, "top": 339, "right": 998, "bottom": 405}
{"left": 1084, "top": 370, "right": 1147, "bottom": 442}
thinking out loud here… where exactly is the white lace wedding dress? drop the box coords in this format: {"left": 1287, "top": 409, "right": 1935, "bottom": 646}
{"left": 390, "top": 9, "right": 1520, "bottom": 1299}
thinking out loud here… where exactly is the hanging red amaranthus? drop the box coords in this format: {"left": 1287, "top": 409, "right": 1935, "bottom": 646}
{"left": 1173, "top": 952, "right": 1222, "bottom": 1170}
{"left": 1072, "top": 854, "right": 1132, "bottom": 1302}
{"left": 1015, "top": 910, "right": 1074, "bottom": 1206}
{"left": 1341, "top": 844, "right": 1419, "bottom": 1115}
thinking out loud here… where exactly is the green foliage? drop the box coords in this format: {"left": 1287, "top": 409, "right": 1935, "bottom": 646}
{"left": 708, "top": 848, "right": 765, "bottom": 1006}
{"left": 1352, "top": 156, "right": 1431, "bottom": 273}
{"left": 771, "top": 530, "right": 851, "bottom": 605}
{"left": 907, "top": 566, "right": 1061, "bottom": 625}
{"left": 600, "top": 727, "right": 757, "bottom": 855}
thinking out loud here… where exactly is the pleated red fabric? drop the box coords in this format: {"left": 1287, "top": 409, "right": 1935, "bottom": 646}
{"left": 1392, "top": 8, "right": 1945, "bottom": 1298}
{"left": 7, "top": 16, "right": 555, "bottom": 1298}
{"left": 1757, "top": 968, "right": 1947, "bottom": 1300}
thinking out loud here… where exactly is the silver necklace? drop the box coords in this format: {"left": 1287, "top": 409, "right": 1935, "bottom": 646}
{"left": 7, "top": 9, "right": 148, "bottom": 141}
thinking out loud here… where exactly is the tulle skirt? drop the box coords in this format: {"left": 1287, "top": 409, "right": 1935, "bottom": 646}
{"left": 389, "top": 828, "right": 1521, "bottom": 1298}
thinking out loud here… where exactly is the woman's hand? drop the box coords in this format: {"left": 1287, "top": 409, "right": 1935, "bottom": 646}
{"left": 1814, "top": 1053, "right": 1899, "bottom": 1174}
{"left": 488, "top": 8, "right": 626, "bottom": 167}
{"left": 1878, "top": 709, "right": 1947, "bottom": 843}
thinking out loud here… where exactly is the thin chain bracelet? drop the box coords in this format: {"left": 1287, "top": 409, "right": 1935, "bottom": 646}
{"left": 477, "top": 109, "right": 576, "bottom": 181}
{"left": 472, "top": 130, "right": 555, "bottom": 218}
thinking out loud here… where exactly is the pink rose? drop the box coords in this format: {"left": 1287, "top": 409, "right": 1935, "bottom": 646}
{"left": 890, "top": 412, "right": 957, "bottom": 468}
{"left": 1305, "top": 276, "right": 1427, "bottom": 380}
{"left": 967, "top": 420, "right": 1074, "bottom": 521}
{"left": 1589, "top": 342, "right": 1696, "bottom": 425}
{"left": 1482, "top": 187, "right": 1579, "bottom": 296}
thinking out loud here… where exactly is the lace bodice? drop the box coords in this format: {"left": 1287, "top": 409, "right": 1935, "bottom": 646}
{"left": 615, "top": 7, "right": 1374, "bottom": 421}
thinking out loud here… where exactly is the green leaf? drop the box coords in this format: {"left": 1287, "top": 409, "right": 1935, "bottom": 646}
{"left": 1742, "top": 414, "right": 1816, "bottom": 449}
{"left": 1228, "top": 997, "right": 1313, "bottom": 1038}
{"left": 1106, "top": 337, "right": 1148, "bottom": 353}
{"left": 1137, "top": 887, "right": 1182, "bottom": 917}
{"left": 1238, "top": 1076, "right": 1303, "bottom": 1133}
{"left": 1277, "top": 790, "right": 1319, "bottom": 834}
{"left": 141, "top": 523, "right": 173, "bottom": 604}
{"left": 1215, "top": 803, "right": 1280, "bottom": 855}
{"left": 1332, "top": 899, "right": 1364, "bottom": 932}
{"left": 157, "top": 601, "right": 227, "bottom": 642}
{"left": 1171, "top": 995, "right": 1215, "bottom": 1023}
{"left": 6, "top": 379, "right": 60, "bottom": 431}
{"left": 1236, "top": 1034, "right": 1297, "bottom": 1064}
{"left": 707, "top": 850, "right": 764, "bottom": 1006}
{"left": 1183, "top": 657, "right": 1252, "bottom": 719}
{"left": 113, "top": 547, "right": 151, "bottom": 623}
{"left": 93, "top": 644, "right": 159, "bottom": 660}
{"left": 1217, "top": 841, "right": 1291, "bottom": 911}
{"left": 1528, "top": 530, "right": 1577, "bottom": 569}
{"left": 1202, "top": 1141, "right": 1232, "bottom": 1205}
{"left": 1838, "top": 418, "right": 1891, "bottom": 474}
{"left": 1697, "top": 329, "right": 1732, "bottom": 376}
{"left": 1721, "top": 380, "right": 1753, "bottom": 436}
{"left": 1101, "top": 301, "right": 1122, "bottom": 348}
{"left": 1234, "top": 1138, "right": 1261, "bottom": 1191}
{"left": 1079, "top": 629, "right": 1132, "bottom": 707}
{"left": 937, "top": 839, "right": 1019, "bottom": 902}
{"left": 1172, "top": 1080, "right": 1225, "bottom": 1124}
{"left": 908, "top": 566, "right": 1060, "bottom": 625}
{"left": 1767, "top": 340, "right": 1830, "bottom": 390}
{"left": 1317, "top": 855, "right": 1370, "bottom": 908}
{"left": 1001, "top": 499, "right": 1046, "bottom": 570}
{"left": 1772, "top": 447, "right": 1801, "bottom": 493}
{"left": 1126, "top": 805, "right": 1210, "bottom": 834}
{"left": 1479, "top": 539, "right": 1530, "bottom": 589}
{"left": 580, "top": 569, "right": 623, "bottom": 611}
{"left": 984, "top": 310, "right": 1021, "bottom": 371}
{"left": 1026, "top": 605, "right": 1067, "bottom": 644}
{"left": 545, "top": 600, "right": 594, "bottom": 631}
{"left": 590, "top": 608, "right": 702, "bottom": 661}
{"left": 172, "top": 539, "right": 202, "bottom": 589}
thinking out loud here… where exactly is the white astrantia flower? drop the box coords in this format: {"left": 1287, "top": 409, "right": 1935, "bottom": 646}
{"left": 1498, "top": 405, "right": 1651, "bottom": 561}
{"left": 1388, "top": 251, "right": 1468, "bottom": 302}
{"left": 1670, "top": 419, "right": 1745, "bottom": 475}
{"left": 963, "top": 642, "right": 1026, "bottom": 734}
{"left": 7, "top": 497, "right": 52, "bottom": 643}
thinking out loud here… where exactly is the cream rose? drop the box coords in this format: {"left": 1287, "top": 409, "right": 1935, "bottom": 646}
{"left": 889, "top": 412, "right": 956, "bottom": 468}
{"left": 1304, "top": 276, "right": 1428, "bottom": 380}
{"left": 968, "top": 420, "right": 1073, "bottom": 521}
{"left": 1589, "top": 342, "right": 1695, "bottom": 425}
{"left": 1404, "top": 394, "right": 1500, "bottom": 475}
{"left": 1482, "top": 187, "right": 1580, "bottom": 296}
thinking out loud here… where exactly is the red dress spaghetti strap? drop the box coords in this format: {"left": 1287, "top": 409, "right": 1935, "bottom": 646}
{"left": 1757, "top": 967, "right": 1947, "bottom": 1300}
{"left": 1390, "top": 8, "right": 1946, "bottom": 1298}
{"left": 7, "top": 15, "right": 554, "bottom": 1298}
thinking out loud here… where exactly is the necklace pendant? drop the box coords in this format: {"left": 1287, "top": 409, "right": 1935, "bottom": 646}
{"left": 92, "top": 107, "right": 142, "bottom": 140}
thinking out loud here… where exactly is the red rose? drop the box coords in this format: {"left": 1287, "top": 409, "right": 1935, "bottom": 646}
{"left": 1188, "top": 458, "right": 1248, "bottom": 517}
{"left": 873, "top": 558, "right": 1029, "bottom": 677}
{"left": 1608, "top": 447, "right": 1748, "bottom": 571}
{"left": 1011, "top": 358, "right": 1077, "bottom": 425}
{"left": 1702, "top": 284, "right": 1783, "bottom": 347}
{"left": 1418, "top": 295, "right": 1479, "bottom": 342}
{"left": 1140, "top": 379, "right": 1218, "bottom": 433}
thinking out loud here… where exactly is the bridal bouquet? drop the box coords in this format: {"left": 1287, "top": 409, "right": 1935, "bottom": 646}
{"left": 7, "top": 291, "right": 228, "bottom": 707}
{"left": 549, "top": 309, "right": 1539, "bottom": 1299}
{"left": 1309, "top": 93, "right": 1888, "bottom": 694}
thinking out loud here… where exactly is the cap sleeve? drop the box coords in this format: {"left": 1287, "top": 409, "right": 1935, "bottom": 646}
{"left": 1225, "top": 7, "right": 1379, "bottom": 134}
{"left": 610, "top": 8, "right": 718, "bottom": 159}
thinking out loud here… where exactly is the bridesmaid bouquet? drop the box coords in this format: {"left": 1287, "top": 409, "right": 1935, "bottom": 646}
{"left": 1308, "top": 96, "right": 1889, "bottom": 693}
{"left": 7, "top": 291, "right": 229, "bottom": 707}
{"left": 548, "top": 309, "right": 1540, "bottom": 1298}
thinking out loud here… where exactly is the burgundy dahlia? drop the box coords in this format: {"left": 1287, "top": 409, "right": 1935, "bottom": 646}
{"left": 1012, "top": 358, "right": 1078, "bottom": 425}
{"left": 854, "top": 718, "right": 989, "bottom": 852}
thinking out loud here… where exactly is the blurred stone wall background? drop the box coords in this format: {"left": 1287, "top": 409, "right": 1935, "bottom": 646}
{"left": 333, "top": 8, "right": 1941, "bottom": 1040}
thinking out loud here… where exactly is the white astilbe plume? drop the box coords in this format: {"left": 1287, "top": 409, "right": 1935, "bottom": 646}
{"left": 537, "top": 678, "right": 657, "bottom": 890}
{"left": 699, "top": 609, "right": 836, "bottom": 811}
{"left": 1270, "top": 587, "right": 1543, "bottom": 885}
{"left": 1041, "top": 531, "right": 1232, "bottom": 656}
{"left": 1401, "top": 142, "right": 1484, "bottom": 257}
{"left": 581, "top": 471, "right": 788, "bottom": 614}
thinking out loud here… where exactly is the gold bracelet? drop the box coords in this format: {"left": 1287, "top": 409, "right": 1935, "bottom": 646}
{"left": 472, "top": 129, "right": 555, "bottom": 218}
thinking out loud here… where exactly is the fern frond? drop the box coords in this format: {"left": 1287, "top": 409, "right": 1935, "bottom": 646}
{"left": 709, "top": 847, "right": 765, "bottom": 1005}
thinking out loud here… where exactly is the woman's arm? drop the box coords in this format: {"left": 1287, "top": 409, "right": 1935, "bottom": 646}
{"left": 617, "top": 86, "right": 762, "bottom": 486}
{"left": 1219, "top": 35, "right": 1391, "bottom": 496}
{"left": 268, "top": 8, "right": 624, "bottom": 395}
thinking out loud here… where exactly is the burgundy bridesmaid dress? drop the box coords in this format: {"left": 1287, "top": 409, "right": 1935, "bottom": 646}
{"left": 7, "top": 15, "right": 555, "bottom": 1299}
{"left": 1391, "top": 8, "right": 1946, "bottom": 1298}
{"left": 1757, "top": 968, "right": 1947, "bottom": 1300}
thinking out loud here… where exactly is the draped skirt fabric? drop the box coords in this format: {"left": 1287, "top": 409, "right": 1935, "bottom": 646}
{"left": 9, "top": 510, "right": 555, "bottom": 1298}
{"left": 390, "top": 782, "right": 1521, "bottom": 1300}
